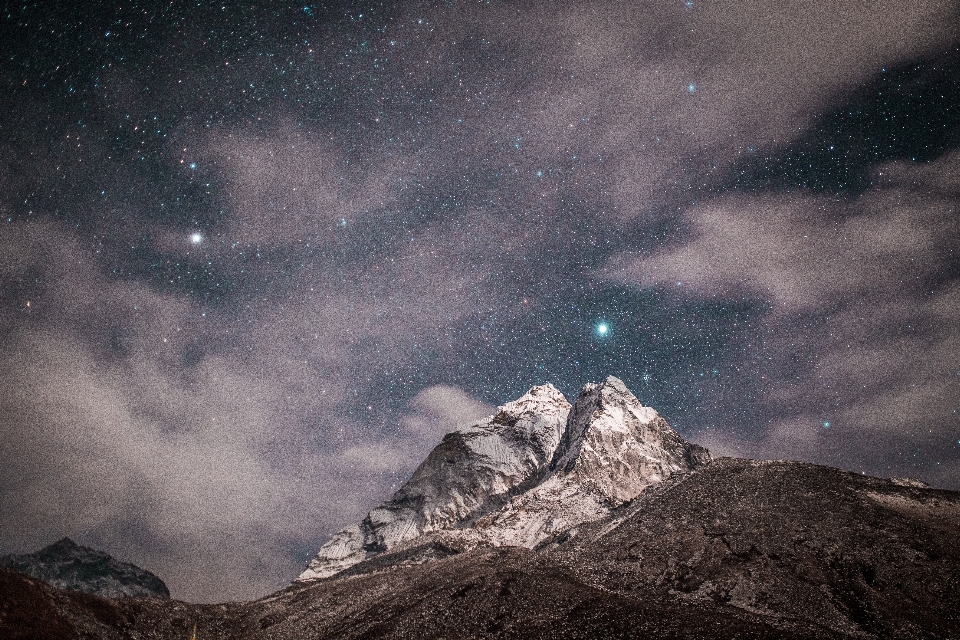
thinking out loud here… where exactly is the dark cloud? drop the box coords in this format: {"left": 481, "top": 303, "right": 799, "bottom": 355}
{"left": 604, "top": 152, "right": 960, "bottom": 481}
{"left": 1, "top": 0, "right": 958, "bottom": 602}
{"left": 722, "top": 47, "right": 960, "bottom": 194}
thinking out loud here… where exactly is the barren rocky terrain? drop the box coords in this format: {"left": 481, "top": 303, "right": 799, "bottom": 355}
{"left": 3, "top": 458, "right": 958, "bottom": 639}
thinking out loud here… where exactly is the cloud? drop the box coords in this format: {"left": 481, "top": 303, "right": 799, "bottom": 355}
{"left": 198, "top": 121, "right": 409, "bottom": 251}
{"left": 602, "top": 189, "right": 953, "bottom": 312}
{"left": 0, "top": 190, "right": 520, "bottom": 602}
{"left": 0, "top": 328, "right": 297, "bottom": 600}
{"left": 403, "top": 0, "right": 959, "bottom": 221}
{"left": 402, "top": 385, "right": 494, "bottom": 444}
{"left": 601, "top": 153, "right": 960, "bottom": 485}
{"left": 0, "top": 220, "right": 499, "bottom": 600}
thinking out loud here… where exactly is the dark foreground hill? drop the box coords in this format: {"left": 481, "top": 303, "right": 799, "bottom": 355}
{"left": 2, "top": 458, "right": 958, "bottom": 639}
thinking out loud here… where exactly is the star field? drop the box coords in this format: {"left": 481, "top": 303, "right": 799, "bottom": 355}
{"left": 1, "top": 0, "right": 959, "bottom": 602}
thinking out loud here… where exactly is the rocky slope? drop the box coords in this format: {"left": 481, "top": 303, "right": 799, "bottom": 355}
{"left": 3, "top": 460, "right": 958, "bottom": 639}
{"left": 2, "top": 377, "right": 959, "bottom": 639}
{"left": 547, "top": 458, "right": 960, "bottom": 639}
{"left": 0, "top": 537, "right": 169, "bottom": 599}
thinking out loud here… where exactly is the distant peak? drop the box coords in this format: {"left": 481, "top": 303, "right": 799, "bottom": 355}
{"left": 594, "top": 376, "right": 645, "bottom": 407}
{"left": 554, "top": 376, "right": 659, "bottom": 465}
{"left": 517, "top": 382, "right": 568, "bottom": 404}
{"left": 38, "top": 537, "right": 104, "bottom": 561}
{"left": 299, "top": 375, "right": 710, "bottom": 582}
{"left": 2, "top": 537, "right": 170, "bottom": 598}
{"left": 602, "top": 374, "right": 629, "bottom": 390}
{"left": 48, "top": 537, "right": 81, "bottom": 551}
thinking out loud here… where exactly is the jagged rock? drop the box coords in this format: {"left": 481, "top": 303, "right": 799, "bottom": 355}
{"left": 0, "top": 537, "right": 169, "bottom": 599}
{"left": 467, "top": 376, "right": 711, "bottom": 548}
{"left": 553, "top": 376, "right": 712, "bottom": 502}
{"left": 299, "top": 376, "right": 710, "bottom": 580}
{"left": 298, "top": 383, "right": 570, "bottom": 580}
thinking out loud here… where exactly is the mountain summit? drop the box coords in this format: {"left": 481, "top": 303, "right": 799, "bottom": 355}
{"left": 0, "top": 537, "right": 169, "bottom": 599}
{"left": 299, "top": 376, "right": 710, "bottom": 580}
{"left": 298, "top": 382, "right": 571, "bottom": 580}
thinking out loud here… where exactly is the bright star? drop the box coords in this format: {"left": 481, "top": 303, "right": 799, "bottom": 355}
{"left": 687, "top": 83, "right": 696, "bottom": 93}
{"left": 596, "top": 322, "right": 610, "bottom": 336}
{"left": 188, "top": 162, "right": 197, "bottom": 170}
{"left": 823, "top": 421, "right": 831, "bottom": 429}
{"left": 190, "top": 232, "right": 203, "bottom": 244}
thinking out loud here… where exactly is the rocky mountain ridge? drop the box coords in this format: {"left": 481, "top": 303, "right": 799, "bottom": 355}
{"left": 299, "top": 376, "right": 710, "bottom": 580}
{"left": 298, "top": 382, "right": 571, "bottom": 580}
{"left": 0, "top": 537, "right": 169, "bottom": 599}
{"left": 3, "top": 376, "right": 958, "bottom": 639}
{"left": 3, "top": 458, "right": 958, "bottom": 639}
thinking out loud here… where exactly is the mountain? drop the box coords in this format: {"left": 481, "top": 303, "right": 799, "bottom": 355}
{"left": 0, "top": 537, "right": 169, "bottom": 599}
{"left": 299, "top": 382, "right": 571, "bottom": 580}
{"left": 299, "top": 376, "right": 710, "bottom": 580}
{"left": 1, "top": 376, "right": 958, "bottom": 639}
{"left": 465, "top": 376, "right": 711, "bottom": 548}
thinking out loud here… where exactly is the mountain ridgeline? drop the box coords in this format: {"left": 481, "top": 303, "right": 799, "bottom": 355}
{"left": 2, "top": 376, "right": 958, "bottom": 640}
{"left": 0, "top": 537, "right": 169, "bottom": 599}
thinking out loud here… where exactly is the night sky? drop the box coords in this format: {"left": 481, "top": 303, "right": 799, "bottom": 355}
{"left": 2, "top": 0, "right": 959, "bottom": 602}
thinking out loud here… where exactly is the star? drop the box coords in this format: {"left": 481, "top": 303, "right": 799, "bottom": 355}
{"left": 596, "top": 322, "right": 610, "bottom": 336}
{"left": 190, "top": 232, "right": 204, "bottom": 244}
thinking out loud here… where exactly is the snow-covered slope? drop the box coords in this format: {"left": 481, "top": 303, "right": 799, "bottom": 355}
{"left": 468, "top": 376, "right": 711, "bottom": 548}
{"left": 298, "top": 376, "right": 711, "bottom": 581}
{"left": 298, "top": 383, "right": 570, "bottom": 580}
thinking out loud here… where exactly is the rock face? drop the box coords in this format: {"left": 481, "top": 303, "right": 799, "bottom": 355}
{"left": 468, "top": 376, "right": 712, "bottom": 549}
{"left": 0, "top": 537, "right": 169, "bottom": 599}
{"left": 553, "top": 376, "right": 712, "bottom": 502}
{"left": 299, "top": 376, "right": 710, "bottom": 580}
{"left": 298, "top": 382, "right": 571, "bottom": 580}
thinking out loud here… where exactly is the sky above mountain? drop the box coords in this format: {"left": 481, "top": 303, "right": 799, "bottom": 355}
{"left": 1, "top": 0, "right": 958, "bottom": 602}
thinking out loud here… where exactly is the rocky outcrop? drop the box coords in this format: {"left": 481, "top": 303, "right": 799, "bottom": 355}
{"left": 552, "top": 375, "right": 712, "bottom": 502}
{"left": 0, "top": 537, "right": 169, "bottom": 599}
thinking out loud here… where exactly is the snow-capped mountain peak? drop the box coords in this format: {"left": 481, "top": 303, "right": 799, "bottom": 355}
{"left": 551, "top": 375, "right": 711, "bottom": 504}
{"left": 297, "top": 383, "right": 570, "bottom": 581}
{"left": 298, "top": 377, "right": 710, "bottom": 581}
